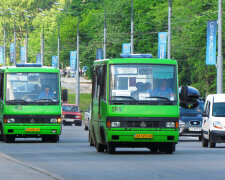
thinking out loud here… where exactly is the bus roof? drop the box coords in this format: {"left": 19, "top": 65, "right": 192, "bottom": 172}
{"left": 0, "top": 66, "right": 60, "bottom": 73}
{"left": 94, "top": 58, "right": 177, "bottom": 66}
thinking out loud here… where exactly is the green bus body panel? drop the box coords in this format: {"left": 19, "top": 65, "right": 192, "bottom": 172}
{"left": 92, "top": 58, "right": 179, "bottom": 147}
{"left": 0, "top": 67, "right": 62, "bottom": 137}
{"left": 3, "top": 124, "right": 61, "bottom": 135}
{"left": 4, "top": 105, "right": 61, "bottom": 115}
{"left": 108, "top": 105, "right": 179, "bottom": 117}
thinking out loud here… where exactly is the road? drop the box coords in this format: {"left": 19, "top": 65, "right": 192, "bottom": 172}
{"left": 0, "top": 126, "right": 225, "bottom": 180}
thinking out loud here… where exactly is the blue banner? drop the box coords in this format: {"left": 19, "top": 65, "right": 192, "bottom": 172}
{"left": 96, "top": 48, "right": 103, "bottom": 60}
{"left": 52, "top": 56, "right": 58, "bottom": 67}
{"left": 70, "top": 51, "right": 77, "bottom": 71}
{"left": 20, "top": 47, "right": 25, "bottom": 64}
{"left": 206, "top": 20, "right": 217, "bottom": 65}
{"left": 36, "top": 53, "right": 41, "bottom": 64}
{"left": 157, "top": 32, "right": 167, "bottom": 59}
{"left": 122, "top": 43, "right": 131, "bottom": 55}
{"left": 0, "top": 46, "right": 3, "bottom": 64}
{"left": 10, "top": 43, "right": 14, "bottom": 63}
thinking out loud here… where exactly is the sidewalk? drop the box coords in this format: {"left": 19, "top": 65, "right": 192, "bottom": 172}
{"left": 0, "top": 153, "right": 62, "bottom": 180}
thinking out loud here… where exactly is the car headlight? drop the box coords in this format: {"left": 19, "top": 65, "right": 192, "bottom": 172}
{"left": 213, "top": 121, "right": 223, "bottom": 129}
{"left": 166, "top": 122, "right": 175, "bottom": 128}
{"left": 6, "top": 118, "right": 15, "bottom": 123}
{"left": 76, "top": 115, "right": 82, "bottom": 119}
{"left": 111, "top": 122, "right": 120, "bottom": 128}
{"left": 62, "top": 115, "right": 65, "bottom": 118}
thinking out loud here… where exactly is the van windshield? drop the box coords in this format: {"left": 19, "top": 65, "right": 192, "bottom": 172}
{"left": 109, "top": 64, "right": 177, "bottom": 105}
{"left": 213, "top": 103, "right": 225, "bottom": 117}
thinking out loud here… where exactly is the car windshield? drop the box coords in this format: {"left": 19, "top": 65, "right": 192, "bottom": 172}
{"left": 212, "top": 102, "right": 225, "bottom": 117}
{"left": 6, "top": 73, "right": 59, "bottom": 105}
{"left": 62, "top": 105, "right": 78, "bottom": 112}
{"left": 109, "top": 64, "right": 177, "bottom": 105}
{"left": 180, "top": 101, "right": 204, "bottom": 114}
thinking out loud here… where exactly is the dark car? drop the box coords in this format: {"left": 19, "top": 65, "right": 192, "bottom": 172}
{"left": 179, "top": 100, "right": 204, "bottom": 141}
{"left": 62, "top": 104, "right": 82, "bottom": 126}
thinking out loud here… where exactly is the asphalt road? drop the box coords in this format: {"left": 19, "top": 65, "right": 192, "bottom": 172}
{"left": 0, "top": 126, "right": 225, "bottom": 180}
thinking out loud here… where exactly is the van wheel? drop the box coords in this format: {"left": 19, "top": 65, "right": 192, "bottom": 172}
{"left": 88, "top": 131, "right": 94, "bottom": 146}
{"left": 198, "top": 136, "right": 202, "bottom": 141}
{"left": 202, "top": 137, "right": 208, "bottom": 147}
{"left": 107, "top": 143, "right": 115, "bottom": 154}
{"left": 209, "top": 134, "right": 216, "bottom": 148}
{"left": 96, "top": 142, "right": 105, "bottom": 152}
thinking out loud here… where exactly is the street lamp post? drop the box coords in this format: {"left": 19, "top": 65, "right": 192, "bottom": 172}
{"left": 25, "top": 14, "right": 32, "bottom": 64}
{"left": 39, "top": 12, "right": 45, "bottom": 66}
{"left": 0, "top": 11, "right": 6, "bottom": 66}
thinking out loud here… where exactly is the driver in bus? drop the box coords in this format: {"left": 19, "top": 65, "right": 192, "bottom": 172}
{"left": 38, "top": 85, "right": 55, "bottom": 99}
{"left": 153, "top": 79, "right": 174, "bottom": 99}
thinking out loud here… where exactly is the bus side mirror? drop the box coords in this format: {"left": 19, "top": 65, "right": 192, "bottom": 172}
{"left": 62, "top": 89, "right": 68, "bottom": 102}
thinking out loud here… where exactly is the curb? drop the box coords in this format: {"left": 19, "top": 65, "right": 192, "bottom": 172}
{"left": 0, "top": 152, "right": 64, "bottom": 180}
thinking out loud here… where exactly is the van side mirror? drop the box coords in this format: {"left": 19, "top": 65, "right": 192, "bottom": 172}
{"left": 62, "top": 89, "right": 68, "bottom": 102}
{"left": 202, "top": 111, "right": 208, "bottom": 117}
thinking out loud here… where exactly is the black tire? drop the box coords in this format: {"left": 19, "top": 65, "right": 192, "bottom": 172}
{"left": 209, "top": 133, "right": 216, "bottom": 148}
{"left": 96, "top": 142, "right": 105, "bottom": 152}
{"left": 107, "top": 143, "right": 115, "bottom": 154}
{"left": 50, "top": 135, "right": 59, "bottom": 143}
{"left": 5, "top": 135, "right": 15, "bottom": 143}
{"left": 165, "top": 143, "right": 175, "bottom": 154}
{"left": 202, "top": 137, "right": 208, "bottom": 147}
{"left": 84, "top": 126, "right": 88, "bottom": 131}
{"left": 150, "top": 148, "right": 158, "bottom": 153}
{"left": 199, "top": 136, "right": 202, "bottom": 141}
{"left": 89, "top": 131, "right": 94, "bottom": 146}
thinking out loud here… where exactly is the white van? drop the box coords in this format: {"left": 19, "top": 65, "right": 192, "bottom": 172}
{"left": 202, "top": 94, "right": 225, "bottom": 148}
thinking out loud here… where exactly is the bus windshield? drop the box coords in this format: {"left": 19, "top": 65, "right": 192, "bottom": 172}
{"left": 6, "top": 73, "right": 59, "bottom": 104}
{"left": 109, "top": 64, "right": 177, "bottom": 105}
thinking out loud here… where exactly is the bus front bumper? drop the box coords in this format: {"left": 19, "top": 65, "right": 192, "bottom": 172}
{"left": 3, "top": 124, "right": 61, "bottom": 135}
{"left": 106, "top": 130, "right": 179, "bottom": 144}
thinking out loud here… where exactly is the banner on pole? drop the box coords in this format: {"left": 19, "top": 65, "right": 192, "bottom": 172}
{"left": 10, "top": 43, "right": 14, "bottom": 63}
{"left": 36, "top": 53, "right": 41, "bottom": 64}
{"left": 20, "top": 47, "right": 25, "bottom": 64}
{"left": 52, "top": 56, "right": 58, "bottom": 67}
{"left": 206, "top": 20, "right": 217, "bottom": 65}
{"left": 122, "top": 43, "right": 131, "bottom": 55}
{"left": 96, "top": 48, "right": 103, "bottom": 60}
{"left": 70, "top": 51, "right": 77, "bottom": 71}
{"left": 157, "top": 32, "right": 167, "bottom": 59}
{"left": 0, "top": 46, "right": 3, "bottom": 64}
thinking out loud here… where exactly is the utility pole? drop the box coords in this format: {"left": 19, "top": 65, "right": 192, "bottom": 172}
{"left": 41, "top": 25, "right": 44, "bottom": 66}
{"left": 217, "top": 0, "right": 223, "bottom": 93}
{"left": 57, "top": 21, "right": 60, "bottom": 68}
{"left": 131, "top": 0, "right": 134, "bottom": 54}
{"left": 25, "top": 22, "right": 28, "bottom": 63}
{"left": 76, "top": 21, "right": 80, "bottom": 106}
{"left": 14, "top": 19, "right": 16, "bottom": 66}
{"left": 168, "top": 0, "right": 172, "bottom": 59}
{"left": 3, "top": 18, "right": 6, "bottom": 66}
{"left": 103, "top": 7, "right": 106, "bottom": 59}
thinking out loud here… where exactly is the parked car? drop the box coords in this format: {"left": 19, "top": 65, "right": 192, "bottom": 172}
{"left": 84, "top": 105, "right": 91, "bottom": 130}
{"left": 62, "top": 104, "right": 82, "bottom": 126}
{"left": 202, "top": 94, "right": 225, "bottom": 148}
{"left": 179, "top": 100, "right": 204, "bottom": 141}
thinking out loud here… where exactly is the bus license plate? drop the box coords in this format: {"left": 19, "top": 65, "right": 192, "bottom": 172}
{"left": 134, "top": 134, "right": 153, "bottom": 139}
{"left": 25, "top": 128, "right": 40, "bottom": 132}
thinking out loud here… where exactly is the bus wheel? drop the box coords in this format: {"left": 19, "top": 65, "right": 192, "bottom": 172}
{"left": 96, "top": 142, "right": 105, "bottom": 152}
{"left": 88, "top": 132, "right": 94, "bottom": 146}
{"left": 51, "top": 135, "right": 59, "bottom": 143}
{"left": 150, "top": 148, "right": 158, "bottom": 153}
{"left": 5, "top": 135, "right": 15, "bottom": 143}
{"left": 107, "top": 143, "right": 115, "bottom": 154}
{"left": 165, "top": 143, "right": 175, "bottom": 154}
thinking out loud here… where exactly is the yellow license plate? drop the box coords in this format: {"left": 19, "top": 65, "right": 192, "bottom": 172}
{"left": 25, "top": 128, "right": 40, "bottom": 132}
{"left": 134, "top": 134, "right": 153, "bottom": 139}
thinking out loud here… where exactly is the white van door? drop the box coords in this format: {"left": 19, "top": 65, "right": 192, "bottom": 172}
{"left": 203, "top": 100, "right": 211, "bottom": 139}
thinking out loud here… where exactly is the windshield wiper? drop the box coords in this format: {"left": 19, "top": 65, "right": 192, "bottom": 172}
{"left": 111, "top": 96, "right": 136, "bottom": 102}
{"left": 144, "top": 96, "right": 173, "bottom": 105}
{"left": 34, "top": 99, "right": 54, "bottom": 102}
{"left": 6, "top": 99, "right": 28, "bottom": 103}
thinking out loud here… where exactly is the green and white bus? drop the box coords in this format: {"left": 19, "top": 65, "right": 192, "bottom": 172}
{"left": 0, "top": 64, "right": 66, "bottom": 143}
{"left": 89, "top": 55, "right": 180, "bottom": 154}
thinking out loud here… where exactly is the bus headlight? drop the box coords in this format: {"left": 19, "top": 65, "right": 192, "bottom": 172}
{"left": 50, "top": 118, "right": 58, "bottom": 123}
{"left": 7, "top": 118, "right": 15, "bottom": 123}
{"left": 166, "top": 122, "right": 175, "bottom": 128}
{"left": 111, "top": 122, "right": 120, "bottom": 128}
